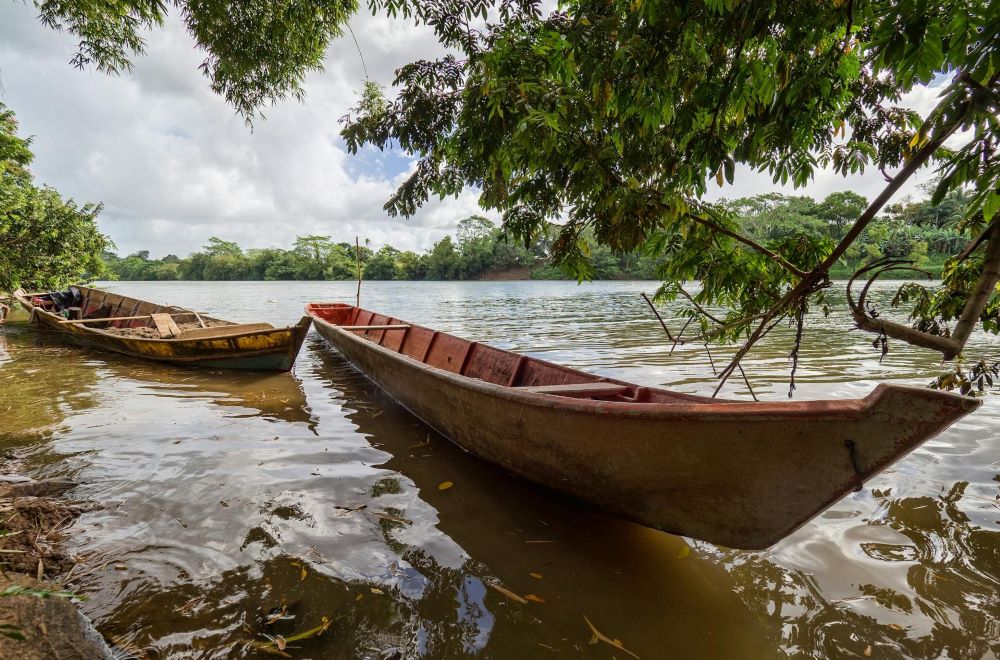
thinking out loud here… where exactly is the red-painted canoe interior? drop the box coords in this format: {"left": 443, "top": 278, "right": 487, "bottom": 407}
{"left": 307, "top": 303, "right": 714, "bottom": 405}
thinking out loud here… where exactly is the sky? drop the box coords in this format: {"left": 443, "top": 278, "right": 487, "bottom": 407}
{"left": 0, "top": 2, "right": 953, "bottom": 258}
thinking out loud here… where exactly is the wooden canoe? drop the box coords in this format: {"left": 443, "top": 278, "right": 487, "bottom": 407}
{"left": 14, "top": 286, "right": 310, "bottom": 371}
{"left": 306, "top": 302, "right": 981, "bottom": 549}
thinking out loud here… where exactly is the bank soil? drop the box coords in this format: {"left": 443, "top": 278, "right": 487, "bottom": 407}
{"left": 0, "top": 460, "right": 111, "bottom": 658}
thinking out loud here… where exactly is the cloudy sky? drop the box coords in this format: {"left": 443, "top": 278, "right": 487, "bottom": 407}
{"left": 0, "top": 2, "right": 951, "bottom": 258}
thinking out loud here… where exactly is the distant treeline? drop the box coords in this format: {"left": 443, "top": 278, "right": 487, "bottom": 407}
{"left": 104, "top": 190, "right": 971, "bottom": 282}
{"left": 103, "top": 216, "right": 665, "bottom": 282}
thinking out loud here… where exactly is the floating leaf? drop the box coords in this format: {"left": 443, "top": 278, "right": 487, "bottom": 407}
{"left": 676, "top": 545, "right": 691, "bottom": 559}
{"left": 371, "top": 587, "right": 383, "bottom": 594}
{"left": 438, "top": 481, "right": 454, "bottom": 490}
{"left": 487, "top": 581, "right": 528, "bottom": 604}
{"left": 525, "top": 594, "right": 546, "bottom": 603}
{"left": 374, "top": 512, "right": 412, "bottom": 525}
{"left": 529, "top": 572, "right": 543, "bottom": 579}
{"left": 300, "top": 566, "right": 307, "bottom": 581}
{"left": 583, "top": 614, "right": 640, "bottom": 659}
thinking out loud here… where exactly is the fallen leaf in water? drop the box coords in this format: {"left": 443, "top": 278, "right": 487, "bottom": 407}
{"left": 529, "top": 572, "right": 543, "bottom": 579}
{"left": 524, "top": 594, "right": 546, "bottom": 603}
{"left": 864, "top": 646, "right": 872, "bottom": 656}
{"left": 176, "top": 595, "right": 206, "bottom": 614}
{"left": 438, "top": 481, "right": 454, "bottom": 490}
{"left": 274, "top": 636, "right": 287, "bottom": 651}
{"left": 888, "top": 623, "right": 906, "bottom": 631}
{"left": 676, "top": 545, "right": 691, "bottom": 558}
{"left": 371, "top": 588, "right": 383, "bottom": 595}
{"left": 355, "top": 594, "right": 363, "bottom": 602}
{"left": 265, "top": 606, "right": 293, "bottom": 625}
{"left": 374, "top": 512, "right": 412, "bottom": 525}
{"left": 487, "top": 581, "right": 528, "bottom": 604}
{"left": 583, "top": 614, "right": 640, "bottom": 659}
{"left": 300, "top": 566, "right": 307, "bottom": 581}
{"left": 408, "top": 436, "right": 431, "bottom": 449}
{"left": 113, "top": 564, "right": 128, "bottom": 571}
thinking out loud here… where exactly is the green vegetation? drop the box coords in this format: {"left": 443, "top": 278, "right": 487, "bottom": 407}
{"left": 0, "top": 103, "right": 110, "bottom": 293}
{"left": 341, "top": 0, "right": 999, "bottom": 388}
{"left": 103, "top": 216, "right": 662, "bottom": 281}
{"left": 105, "top": 191, "right": 972, "bottom": 282}
{"left": 24, "top": 0, "right": 1000, "bottom": 388}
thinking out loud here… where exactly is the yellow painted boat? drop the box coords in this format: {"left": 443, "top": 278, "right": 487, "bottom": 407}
{"left": 14, "top": 286, "right": 310, "bottom": 371}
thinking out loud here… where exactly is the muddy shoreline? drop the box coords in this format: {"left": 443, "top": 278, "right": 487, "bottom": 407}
{"left": 0, "top": 458, "right": 112, "bottom": 658}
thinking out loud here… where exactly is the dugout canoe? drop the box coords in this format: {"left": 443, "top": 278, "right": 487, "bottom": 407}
{"left": 306, "top": 301, "right": 981, "bottom": 549}
{"left": 14, "top": 286, "right": 310, "bottom": 371}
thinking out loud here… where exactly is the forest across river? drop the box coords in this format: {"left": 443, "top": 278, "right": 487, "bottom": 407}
{"left": 1, "top": 279, "right": 997, "bottom": 658}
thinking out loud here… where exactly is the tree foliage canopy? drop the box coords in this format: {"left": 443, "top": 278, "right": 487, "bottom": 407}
{"left": 341, "top": 0, "right": 999, "bottom": 378}
{"left": 27, "top": 0, "right": 1000, "bottom": 390}
{"left": 0, "top": 104, "right": 111, "bottom": 294}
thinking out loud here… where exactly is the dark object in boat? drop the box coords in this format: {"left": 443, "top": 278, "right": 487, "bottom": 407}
{"left": 306, "top": 301, "right": 980, "bottom": 549}
{"left": 14, "top": 286, "right": 311, "bottom": 371}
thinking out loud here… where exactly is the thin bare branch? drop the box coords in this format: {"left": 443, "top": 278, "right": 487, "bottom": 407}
{"left": 737, "top": 365, "right": 758, "bottom": 401}
{"left": 670, "top": 316, "right": 695, "bottom": 355}
{"left": 686, "top": 213, "right": 809, "bottom": 278}
{"left": 675, "top": 286, "right": 724, "bottom": 325}
{"left": 952, "top": 216, "right": 994, "bottom": 264}
{"left": 640, "top": 292, "right": 674, "bottom": 341}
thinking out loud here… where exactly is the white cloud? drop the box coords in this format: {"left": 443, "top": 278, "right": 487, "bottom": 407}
{"left": 0, "top": 4, "right": 959, "bottom": 258}
{"left": 0, "top": 3, "right": 488, "bottom": 257}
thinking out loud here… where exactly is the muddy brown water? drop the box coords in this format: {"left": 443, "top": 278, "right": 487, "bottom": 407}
{"left": 0, "top": 280, "right": 997, "bottom": 659}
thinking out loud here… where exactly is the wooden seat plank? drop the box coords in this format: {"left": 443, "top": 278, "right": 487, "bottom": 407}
{"left": 177, "top": 323, "right": 274, "bottom": 340}
{"left": 516, "top": 382, "right": 631, "bottom": 397}
{"left": 150, "top": 313, "right": 181, "bottom": 339}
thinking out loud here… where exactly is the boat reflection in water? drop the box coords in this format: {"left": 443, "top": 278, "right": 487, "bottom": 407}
{"left": 85, "top": 341, "right": 778, "bottom": 659}
{"left": 3, "top": 316, "right": 314, "bottom": 428}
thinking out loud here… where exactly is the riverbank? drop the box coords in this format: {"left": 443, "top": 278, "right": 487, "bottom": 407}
{"left": 0, "top": 458, "right": 111, "bottom": 658}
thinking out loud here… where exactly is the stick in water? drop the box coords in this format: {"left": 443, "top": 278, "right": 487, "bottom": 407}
{"left": 355, "top": 236, "right": 362, "bottom": 308}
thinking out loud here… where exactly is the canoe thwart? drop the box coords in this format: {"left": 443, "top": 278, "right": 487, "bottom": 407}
{"left": 150, "top": 313, "right": 181, "bottom": 339}
{"left": 515, "top": 383, "right": 632, "bottom": 397}
{"left": 177, "top": 323, "right": 274, "bottom": 340}
{"left": 342, "top": 324, "right": 412, "bottom": 330}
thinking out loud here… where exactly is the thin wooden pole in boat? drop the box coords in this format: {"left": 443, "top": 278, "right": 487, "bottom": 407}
{"left": 59, "top": 312, "right": 208, "bottom": 324}
{"left": 355, "top": 236, "right": 362, "bottom": 308}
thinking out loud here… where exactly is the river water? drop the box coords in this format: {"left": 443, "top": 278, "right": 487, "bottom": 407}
{"left": 0, "top": 280, "right": 997, "bottom": 659}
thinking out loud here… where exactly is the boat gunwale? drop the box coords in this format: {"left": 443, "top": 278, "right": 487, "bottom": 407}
{"left": 306, "top": 303, "right": 978, "bottom": 420}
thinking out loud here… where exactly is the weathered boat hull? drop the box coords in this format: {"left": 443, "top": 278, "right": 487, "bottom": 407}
{"left": 15, "top": 287, "right": 310, "bottom": 371}
{"left": 307, "top": 302, "right": 980, "bottom": 549}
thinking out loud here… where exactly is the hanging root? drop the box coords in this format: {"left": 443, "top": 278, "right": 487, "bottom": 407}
{"left": 787, "top": 299, "right": 807, "bottom": 398}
